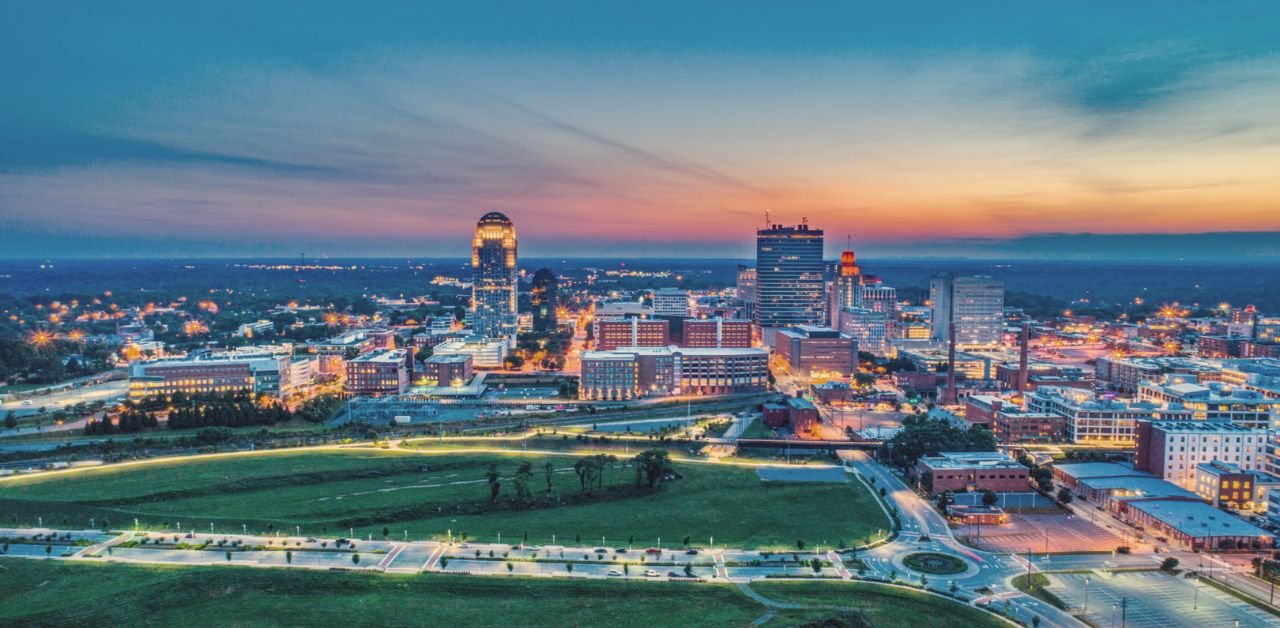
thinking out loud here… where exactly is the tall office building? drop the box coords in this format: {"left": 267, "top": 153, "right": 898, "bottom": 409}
{"left": 736, "top": 265, "right": 757, "bottom": 321}
{"left": 471, "top": 212, "right": 518, "bottom": 344}
{"left": 530, "top": 267, "right": 558, "bottom": 333}
{"left": 829, "top": 247, "right": 863, "bottom": 327}
{"left": 755, "top": 223, "right": 825, "bottom": 332}
{"left": 930, "top": 273, "right": 1004, "bottom": 348}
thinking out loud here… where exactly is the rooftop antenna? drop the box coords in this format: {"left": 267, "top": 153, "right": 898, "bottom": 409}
{"left": 764, "top": 209, "right": 771, "bottom": 228}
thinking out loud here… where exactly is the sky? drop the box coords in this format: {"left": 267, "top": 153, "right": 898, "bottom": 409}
{"left": 2, "top": 2, "right": 1280, "bottom": 260}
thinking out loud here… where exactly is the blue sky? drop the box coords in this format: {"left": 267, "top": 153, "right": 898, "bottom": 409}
{"left": 2, "top": 2, "right": 1280, "bottom": 259}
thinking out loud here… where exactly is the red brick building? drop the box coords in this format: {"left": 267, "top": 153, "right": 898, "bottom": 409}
{"left": 916, "top": 452, "right": 1030, "bottom": 494}
{"left": 682, "top": 317, "right": 752, "bottom": 348}
{"left": 593, "top": 317, "right": 670, "bottom": 351}
{"left": 774, "top": 326, "right": 856, "bottom": 378}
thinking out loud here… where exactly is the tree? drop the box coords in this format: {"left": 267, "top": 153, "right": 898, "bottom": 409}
{"left": 286, "top": 550, "right": 293, "bottom": 564}
{"left": 1160, "top": 557, "right": 1179, "bottom": 571}
{"left": 632, "top": 450, "right": 673, "bottom": 489}
{"left": 981, "top": 489, "right": 998, "bottom": 506}
{"left": 1056, "top": 487, "right": 1073, "bottom": 504}
{"left": 544, "top": 461, "right": 555, "bottom": 493}
{"left": 514, "top": 461, "right": 534, "bottom": 504}
{"left": 506, "top": 561, "right": 514, "bottom": 573}
{"left": 226, "top": 550, "right": 232, "bottom": 561}
{"left": 487, "top": 463, "right": 501, "bottom": 502}
{"left": 566, "top": 561, "right": 574, "bottom": 573}
{"left": 684, "top": 563, "right": 694, "bottom": 577}
{"left": 3, "top": 410, "right": 16, "bottom": 430}
{"left": 810, "top": 558, "right": 822, "bottom": 573}
{"left": 382, "top": 526, "right": 390, "bottom": 538}
{"left": 796, "top": 539, "right": 806, "bottom": 550}
{"left": 352, "top": 553, "right": 361, "bottom": 565}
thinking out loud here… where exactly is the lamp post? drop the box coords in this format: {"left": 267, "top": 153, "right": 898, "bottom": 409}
{"left": 1084, "top": 575, "right": 1090, "bottom": 614}
{"left": 1193, "top": 576, "right": 1200, "bottom": 610}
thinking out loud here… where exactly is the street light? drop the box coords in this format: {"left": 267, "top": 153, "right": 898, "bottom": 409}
{"left": 1084, "top": 575, "right": 1090, "bottom": 613}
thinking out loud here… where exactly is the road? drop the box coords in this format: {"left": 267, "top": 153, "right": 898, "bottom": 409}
{"left": 0, "top": 379, "right": 127, "bottom": 417}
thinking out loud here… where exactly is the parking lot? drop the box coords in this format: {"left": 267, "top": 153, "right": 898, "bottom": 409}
{"left": 961, "top": 511, "right": 1122, "bottom": 554}
{"left": 1047, "top": 570, "right": 1276, "bottom": 627}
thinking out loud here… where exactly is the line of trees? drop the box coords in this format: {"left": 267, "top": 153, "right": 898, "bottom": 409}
{"left": 484, "top": 450, "right": 676, "bottom": 506}
{"left": 887, "top": 413, "right": 996, "bottom": 468}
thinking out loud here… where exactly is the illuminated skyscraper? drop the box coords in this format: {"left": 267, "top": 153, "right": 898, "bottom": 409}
{"left": 471, "top": 212, "right": 518, "bottom": 344}
{"left": 829, "top": 246, "right": 862, "bottom": 326}
{"left": 755, "top": 223, "right": 825, "bottom": 332}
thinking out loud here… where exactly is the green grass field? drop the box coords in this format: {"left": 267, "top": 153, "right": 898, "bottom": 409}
{"left": 0, "top": 447, "right": 887, "bottom": 549}
{"left": 0, "top": 559, "right": 1003, "bottom": 627}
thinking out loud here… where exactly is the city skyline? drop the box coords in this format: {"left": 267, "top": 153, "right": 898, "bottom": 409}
{"left": 4, "top": 3, "right": 1280, "bottom": 260}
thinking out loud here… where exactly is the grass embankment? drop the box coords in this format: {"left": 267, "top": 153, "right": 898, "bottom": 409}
{"left": 1011, "top": 573, "right": 1067, "bottom": 610}
{"left": 749, "top": 580, "right": 1008, "bottom": 628}
{"left": 0, "top": 559, "right": 1005, "bottom": 627}
{"left": 0, "top": 448, "right": 887, "bottom": 550}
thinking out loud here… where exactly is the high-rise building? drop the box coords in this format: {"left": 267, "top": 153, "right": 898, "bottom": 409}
{"left": 736, "top": 265, "right": 757, "bottom": 321}
{"left": 471, "top": 212, "right": 518, "bottom": 344}
{"left": 530, "top": 267, "right": 558, "bottom": 333}
{"left": 930, "top": 273, "right": 1004, "bottom": 348}
{"left": 837, "top": 307, "right": 889, "bottom": 355}
{"left": 828, "top": 247, "right": 863, "bottom": 327}
{"left": 755, "top": 223, "right": 825, "bottom": 332}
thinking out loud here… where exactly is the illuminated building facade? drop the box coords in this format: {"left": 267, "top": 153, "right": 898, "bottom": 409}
{"left": 682, "top": 317, "right": 752, "bottom": 348}
{"left": 346, "top": 348, "right": 409, "bottom": 397}
{"left": 593, "top": 317, "right": 670, "bottom": 351}
{"left": 773, "top": 325, "right": 856, "bottom": 378}
{"left": 930, "top": 273, "right": 1004, "bottom": 349}
{"left": 755, "top": 223, "right": 825, "bottom": 332}
{"left": 471, "top": 212, "right": 518, "bottom": 344}
{"left": 829, "top": 247, "right": 862, "bottom": 327}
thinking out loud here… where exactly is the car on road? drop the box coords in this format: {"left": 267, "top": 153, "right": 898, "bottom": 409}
{"left": 645, "top": 548, "right": 661, "bottom": 555}
{"left": 594, "top": 548, "right": 609, "bottom": 554}
{"left": 644, "top": 569, "right": 659, "bottom": 577}
{"left": 614, "top": 547, "right": 628, "bottom": 553}
{"left": 685, "top": 549, "right": 699, "bottom": 555}
{"left": 458, "top": 543, "right": 469, "bottom": 548}
{"left": 607, "top": 569, "right": 623, "bottom": 576}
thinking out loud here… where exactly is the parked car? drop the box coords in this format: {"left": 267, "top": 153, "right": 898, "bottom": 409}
{"left": 644, "top": 570, "right": 660, "bottom": 577}
{"left": 607, "top": 569, "right": 623, "bottom": 576}
{"left": 594, "top": 548, "right": 609, "bottom": 554}
{"left": 685, "top": 548, "right": 700, "bottom": 555}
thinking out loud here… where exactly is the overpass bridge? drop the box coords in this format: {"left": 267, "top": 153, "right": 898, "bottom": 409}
{"left": 733, "top": 438, "right": 884, "bottom": 451}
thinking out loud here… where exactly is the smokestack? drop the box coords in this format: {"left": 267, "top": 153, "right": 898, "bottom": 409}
{"left": 1018, "top": 322, "right": 1030, "bottom": 392}
{"left": 945, "top": 322, "right": 957, "bottom": 404}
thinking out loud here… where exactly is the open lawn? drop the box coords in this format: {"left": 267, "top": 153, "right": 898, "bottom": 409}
{"left": 0, "top": 559, "right": 1002, "bottom": 627}
{"left": 0, "top": 447, "right": 888, "bottom": 549}
{"left": 748, "top": 580, "right": 1009, "bottom": 628}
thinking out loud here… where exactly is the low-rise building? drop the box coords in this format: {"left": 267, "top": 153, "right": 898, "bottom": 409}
{"left": 1025, "top": 386, "right": 1180, "bottom": 445}
{"left": 1138, "top": 380, "right": 1280, "bottom": 430}
{"left": 419, "top": 354, "right": 473, "bottom": 387}
{"left": 774, "top": 326, "right": 856, "bottom": 378}
{"left": 593, "top": 317, "right": 670, "bottom": 351}
{"left": 1123, "top": 499, "right": 1272, "bottom": 552}
{"left": 346, "top": 348, "right": 409, "bottom": 397}
{"left": 682, "top": 317, "right": 753, "bottom": 348}
{"left": 916, "top": 451, "right": 1029, "bottom": 494}
{"left": 579, "top": 346, "right": 768, "bottom": 400}
{"left": 128, "top": 346, "right": 295, "bottom": 400}
{"left": 432, "top": 337, "right": 508, "bottom": 369}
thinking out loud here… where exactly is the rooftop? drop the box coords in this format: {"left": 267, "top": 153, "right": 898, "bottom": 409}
{"left": 1127, "top": 499, "right": 1271, "bottom": 539}
{"left": 1052, "top": 462, "right": 1147, "bottom": 481}
{"left": 919, "top": 451, "right": 1023, "bottom": 470}
{"left": 1148, "top": 421, "right": 1265, "bottom": 434}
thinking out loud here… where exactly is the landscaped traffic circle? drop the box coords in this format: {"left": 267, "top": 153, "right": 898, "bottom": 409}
{"left": 902, "top": 552, "right": 967, "bottom": 575}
